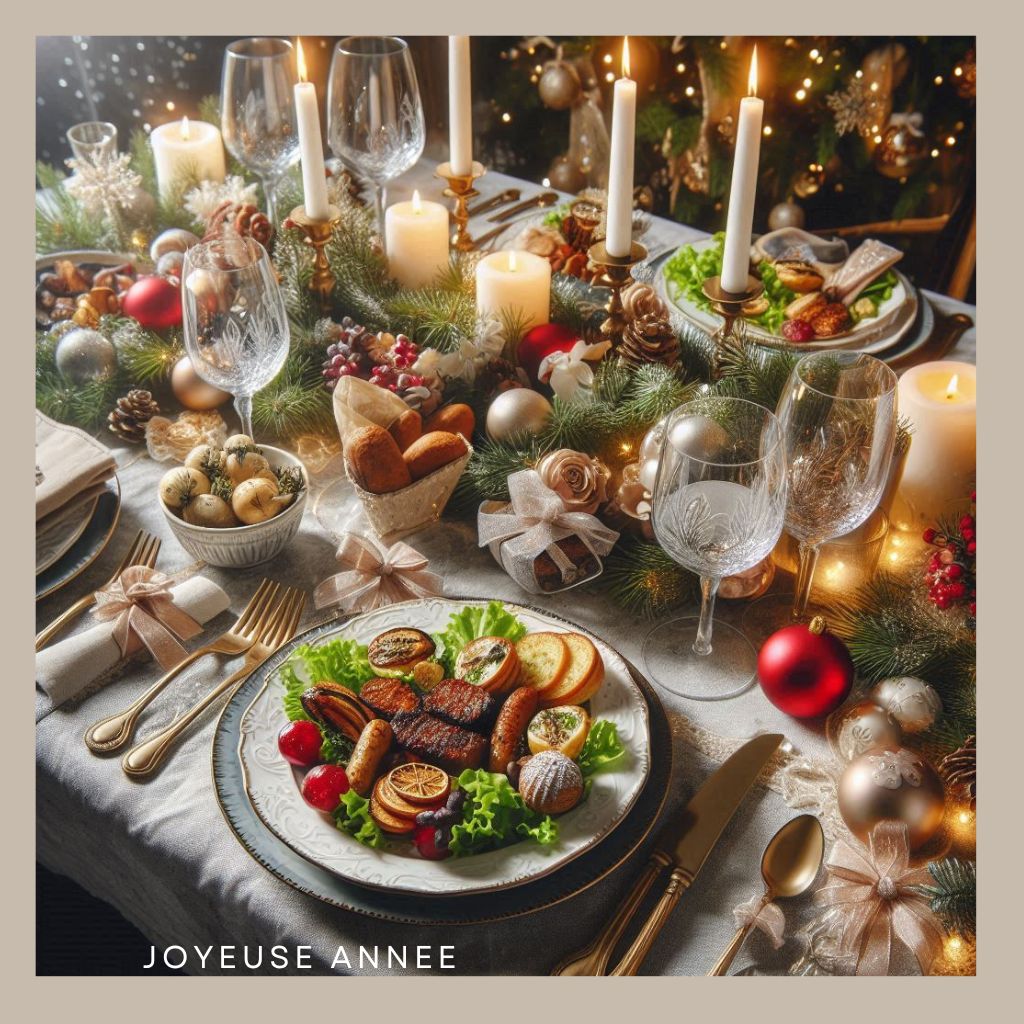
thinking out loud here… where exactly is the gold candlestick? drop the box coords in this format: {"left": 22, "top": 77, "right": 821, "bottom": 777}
{"left": 289, "top": 203, "right": 342, "bottom": 311}
{"left": 435, "top": 160, "right": 486, "bottom": 252}
{"left": 587, "top": 240, "right": 648, "bottom": 348}
{"left": 701, "top": 274, "right": 765, "bottom": 380}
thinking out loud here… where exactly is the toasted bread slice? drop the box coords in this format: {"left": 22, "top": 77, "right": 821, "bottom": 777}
{"left": 538, "top": 633, "right": 601, "bottom": 706}
{"left": 569, "top": 651, "right": 606, "bottom": 705}
{"left": 515, "top": 632, "right": 570, "bottom": 693}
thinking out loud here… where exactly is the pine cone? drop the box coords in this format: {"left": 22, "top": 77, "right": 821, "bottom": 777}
{"left": 204, "top": 200, "right": 273, "bottom": 247}
{"left": 618, "top": 282, "right": 679, "bottom": 368}
{"left": 108, "top": 389, "right": 160, "bottom": 443}
{"left": 939, "top": 735, "right": 976, "bottom": 810}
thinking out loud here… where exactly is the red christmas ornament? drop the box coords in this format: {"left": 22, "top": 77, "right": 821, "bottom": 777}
{"left": 757, "top": 616, "right": 854, "bottom": 718}
{"left": 121, "top": 275, "right": 183, "bottom": 331}
{"left": 516, "top": 322, "right": 579, "bottom": 386}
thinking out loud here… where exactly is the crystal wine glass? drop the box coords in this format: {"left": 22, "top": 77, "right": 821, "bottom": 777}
{"left": 327, "top": 36, "right": 425, "bottom": 232}
{"left": 181, "top": 236, "right": 290, "bottom": 440}
{"left": 643, "top": 397, "right": 787, "bottom": 700}
{"left": 743, "top": 352, "right": 898, "bottom": 641}
{"left": 221, "top": 37, "right": 300, "bottom": 226}
{"left": 66, "top": 121, "right": 118, "bottom": 166}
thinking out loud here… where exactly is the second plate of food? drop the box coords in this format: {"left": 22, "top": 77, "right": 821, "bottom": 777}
{"left": 236, "top": 597, "right": 650, "bottom": 897}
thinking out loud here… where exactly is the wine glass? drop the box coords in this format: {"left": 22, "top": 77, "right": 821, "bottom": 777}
{"left": 181, "top": 236, "right": 290, "bottom": 440}
{"left": 327, "top": 36, "right": 425, "bottom": 232}
{"left": 643, "top": 397, "right": 787, "bottom": 700}
{"left": 743, "top": 352, "right": 898, "bottom": 640}
{"left": 66, "top": 121, "right": 118, "bottom": 166}
{"left": 221, "top": 37, "right": 300, "bottom": 226}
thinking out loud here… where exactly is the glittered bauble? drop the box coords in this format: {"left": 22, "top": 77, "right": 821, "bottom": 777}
{"left": 54, "top": 328, "right": 118, "bottom": 384}
{"left": 874, "top": 120, "right": 928, "bottom": 179}
{"left": 539, "top": 60, "right": 582, "bottom": 111}
{"left": 837, "top": 746, "right": 946, "bottom": 850}
{"left": 547, "top": 155, "right": 586, "bottom": 195}
{"left": 757, "top": 617, "right": 854, "bottom": 718}
{"left": 767, "top": 199, "right": 805, "bottom": 231}
{"left": 870, "top": 677, "right": 942, "bottom": 734}
{"left": 517, "top": 322, "right": 580, "bottom": 386}
{"left": 827, "top": 698, "right": 904, "bottom": 762}
{"left": 121, "top": 275, "right": 183, "bottom": 331}
{"left": 171, "top": 356, "right": 231, "bottom": 411}
{"left": 485, "top": 388, "right": 553, "bottom": 441}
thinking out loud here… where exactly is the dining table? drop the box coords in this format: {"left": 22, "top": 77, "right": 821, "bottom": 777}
{"left": 34, "top": 158, "right": 976, "bottom": 976}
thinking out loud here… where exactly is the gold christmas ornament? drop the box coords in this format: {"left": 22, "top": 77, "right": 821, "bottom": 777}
{"left": 538, "top": 58, "right": 582, "bottom": 110}
{"left": 826, "top": 698, "right": 904, "bottom": 762}
{"left": 719, "top": 556, "right": 775, "bottom": 600}
{"left": 837, "top": 746, "right": 946, "bottom": 850}
{"left": 485, "top": 388, "right": 553, "bottom": 441}
{"left": 768, "top": 199, "right": 805, "bottom": 231}
{"left": 171, "top": 356, "right": 231, "bottom": 411}
{"left": 547, "top": 154, "right": 586, "bottom": 195}
{"left": 870, "top": 676, "right": 942, "bottom": 734}
{"left": 874, "top": 115, "right": 928, "bottom": 179}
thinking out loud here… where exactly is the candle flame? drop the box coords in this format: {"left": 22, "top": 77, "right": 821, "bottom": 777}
{"left": 622, "top": 37, "right": 631, "bottom": 79}
{"left": 748, "top": 46, "right": 758, "bottom": 97}
{"left": 180, "top": 116, "right": 190, "bottom": 141}
{"left": 509, "top": 251, "right": 518, "bottom": 272}
{"left": 412, "top": 189, "right": 422, "bottom": 214}
{"left": 946, "top": 373, "right": 960, "bottom": 399}
{"left": 296, "top": 38, "right": 308, "bottom": 83}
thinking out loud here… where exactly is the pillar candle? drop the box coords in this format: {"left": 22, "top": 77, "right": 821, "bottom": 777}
{"left": 895, "top": 361, "right": 976, "bottom": 525}
{"left": 385, "top": 190, "right": 450, "bottom": 288}
{"left": 605, "top": 38, "right": 637, "bottom": 258}
{"left": 448, "top": 36, "right": 473, "bottom": 176}
{"left": 150, "top": 118, "right": 226, "bottom": 201}
{"left": 476, "top": 250, "right": 551, "bottom": 331}
{"left": 721, "top": 48, "right": 764, "bottom": 293}
{"left": 294, "top": 40, "right": 330, "bottom": 221}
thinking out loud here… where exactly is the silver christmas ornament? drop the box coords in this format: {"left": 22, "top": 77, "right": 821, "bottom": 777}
{"left": 827, "top": 698, "right": 904, "bottom": 762}
{"left": 485, "top": 388, "right": 553, "bottom": 441}
{"left": 55, "top": 328, "right": 118, "bottom": 384}
{"left": 768, "top": 200, "right": 806, "bottom": 231}
{"left": 871, "top": 676, "right": 942, "bottom": 734}
{"left": 667, "top": 413, "right": 730, "bottom": 461}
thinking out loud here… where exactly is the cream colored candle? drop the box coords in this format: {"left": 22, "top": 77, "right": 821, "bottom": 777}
{"left": 150, "top": 117, "right": 226, "bottom": 201}
{"left": 721, "top": 48, "right": 764, "bottom": 293}
{"left": 294, "top": 40, "right": 330, "bottom": 221}
{"left": 385, "top": 190, "right": 450, "bottom": 288}
{"left": 605, "top": 38, "right": 637, "bottom": 258}
{"left": 448, "top": 36, "right": 473, "bottom": 176}
{"left": 896, "top": 361, "right": 976, "bottom": 525}
{"left": 476, "top": 250, "right": 551, "bottom": 331}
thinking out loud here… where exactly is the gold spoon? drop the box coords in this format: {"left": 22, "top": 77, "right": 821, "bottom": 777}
{"left": 708, "top": 814, "right": 824, "bottom": 976}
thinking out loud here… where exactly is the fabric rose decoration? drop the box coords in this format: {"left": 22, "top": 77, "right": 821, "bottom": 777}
{"left": 537, "top": 448, "right": 609, "bottom": 515}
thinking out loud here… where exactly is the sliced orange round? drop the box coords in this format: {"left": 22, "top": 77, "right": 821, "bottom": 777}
{"left": 387, "top": 762, "right": 451, "bottom": 805}
{"left": 369, "top": 793, "right": 416, "bottom": 834}
{"left": 373, "top": 776, "right": 428, "bottom": 820}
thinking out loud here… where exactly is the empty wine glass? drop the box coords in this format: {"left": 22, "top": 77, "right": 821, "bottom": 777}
{"left": 221, "top": 37, "right": 300, "bottom": 225}
{"left": 181, "top": 236, "right": 290, "bottom": 440}
{"left": 327, "top": 36, "right": 425, "bottom": 232}
{"left": 743, "top": 352, "right": 898, "bottom": 641}
{"left": 66, "top": 121, "right": 118, "bottom": 166}
{"left": 643, "top": 397, "right": 787, "bottom": 700}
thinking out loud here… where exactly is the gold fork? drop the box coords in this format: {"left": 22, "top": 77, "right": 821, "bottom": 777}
{"left": 36, "top": 530, "right": 162, "bottom": 651}
{"left": 84, "top": 579, "right": 279, "bottom": 754}
{"left": 121, "top": 586, "right": 306, "bottom": 779}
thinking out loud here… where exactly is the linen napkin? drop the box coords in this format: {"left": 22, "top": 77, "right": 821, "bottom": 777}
{"left": 35, "top": 576, "right": 231, "bottom": 708}
{"left": 35, "top": 410, "right": 117, "bottom": 522}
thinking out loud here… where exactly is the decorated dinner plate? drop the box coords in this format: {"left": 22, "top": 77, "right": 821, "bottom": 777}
{"left": 234, "top": 597, "right": 651, "bottom": 898}
{"left": 36, "top": 489, "right": 101, "bottom": 575}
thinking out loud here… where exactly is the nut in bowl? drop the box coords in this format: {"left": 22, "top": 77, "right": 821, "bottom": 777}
{"left": 159, "top": 437, "right": 308, "bottom": 568}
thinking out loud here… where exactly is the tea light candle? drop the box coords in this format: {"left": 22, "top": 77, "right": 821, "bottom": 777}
{"left": 897, "top": 361, "right": 976, "bottom": 524}
{"left": 476, "top": 250, "right": 551, "bottom": 331}
{"left": 294, "top": 39, "right": 331, "bottom": 221}
{"left": 150, "top": 117, "right": 226, "bottom": 202}
{"left": 605, "top": 38, "right": 637, "bottom": 258}
{"left": 385, "top": 190, "right": 450, "bottom": 288}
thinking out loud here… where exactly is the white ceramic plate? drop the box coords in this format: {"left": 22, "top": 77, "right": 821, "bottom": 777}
{"left": 238, "top": 597, "right": 651, "bottom": 897}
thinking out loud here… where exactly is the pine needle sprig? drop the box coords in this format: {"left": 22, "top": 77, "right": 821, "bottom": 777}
{"left": 251, "top": 353, "right": 334, "bottom": 439}
{"left": 916, "top": 859, "right": 976, "bottom": 939}
{"left": 604, "top": 537, "right": 696, "bottom": 617}
{"left": 36, "top": 162, "right": 110, "bottom": 253}
{"left": 550, "top": 273, "right": 594, "bottom": 337}
{"left": 451, "top": 436, "right": 548, "bottom": 508}
{"left": 107, "top": 317, "right": 183, "bottom": 384}
{"left": 621, "top": 362, "right": 699, "bottom": 425}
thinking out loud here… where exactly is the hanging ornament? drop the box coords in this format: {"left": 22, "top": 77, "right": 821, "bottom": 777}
{"left": 862, "top": 42, "right": 909, "bottom": 91}
{"left": 768, "top": 199, "right": 805, "bottom": 231}
{"left": 757, "top": 616, "right": 854, "bottom": 718}
{"left": 618, "top": 282, "right": 679, "bottom": 368}
{"left": 837, "top": 746, "right": 946, "bottom": 850}
{"left": 547, "top": 154, "right": 586, "bottom": 195}
{"left": 54, "top": 328, "right": 118, "bottom": 384}
{"left": 171, "top": 356, "right": 231, "bottom": 411}
{"left": 792, "top": 167, "right": 824, "bottom": 199}
{"left": 121, "top": 276, "right": 183, "bottom": 331}
{"left": 874, "top": 114, "right": 928, "bottom": 179}
{"left": 826, "top": 77, "right": 885, "bottom": 138}
{"left": 538, "top": 57, "right": 582, "bottom": 110}
{"left": 485, "top": 388, "right": 553, "bottom": 441}
{"left": 826, "top": 698, "right": 904, "bottom": 762}
{"left": 870, "top": 676, "right": 942, "bottom": 734}
{"left": 954, "top": 48, "right": 976, "bottom": 100}
{"left": 517, "top": 322, "right": 581, "bottom": 386}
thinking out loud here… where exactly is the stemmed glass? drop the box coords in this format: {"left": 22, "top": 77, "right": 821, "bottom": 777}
{"left": 643, "top": 397, "right": 788, "bottom": 700}
{"left": 221, "top": 37, "right": 300, "bottom": 226}
{"left": 181, "top": 236, "right": 290, "bottom": 440}
{"left": 743, "top": 352, "right": 898, "bottom": 640}
{"left": 327, "top": 36, "right": 425, "bottom": 232}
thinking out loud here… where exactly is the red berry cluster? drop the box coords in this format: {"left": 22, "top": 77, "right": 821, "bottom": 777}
{"left": 923, "top": 491, "right": 976, "bottom": 618}
{"left": 370, "top": 364, "right": 427, "bottom": 394}
{"left": 321, "top": 317, "right": 375, "bottom": 389}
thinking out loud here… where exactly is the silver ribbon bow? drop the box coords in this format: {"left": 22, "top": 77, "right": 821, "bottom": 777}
{"left": 538, "top": 339, "right": 612, "bottom": 403}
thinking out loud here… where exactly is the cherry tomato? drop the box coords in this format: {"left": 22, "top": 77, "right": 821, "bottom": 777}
{"left": 414, "top": 825, "right": 451, "bottom": 860}
{"left": 301, "top": 764, "right": 350, "bottom": 812}
{"left": 278, "top": 720, "right": 323, "bottom": 767}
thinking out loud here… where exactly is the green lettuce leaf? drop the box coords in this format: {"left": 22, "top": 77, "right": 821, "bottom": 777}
{"left": 435, "top": 601, "right": 528, "bottom": 676}
{"left": 577, "top": 720, "right": 627, "bottom": 777}
{"left": 334, "top": 788, "right": 388, "bottom": 849}
{"left": 280, "top": 638, "right": 373, "bottom": 722}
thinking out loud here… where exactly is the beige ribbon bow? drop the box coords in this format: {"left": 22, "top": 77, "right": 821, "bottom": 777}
{"left": 732, "top": 893, "right": 787, "bottom": 950}
{"left": 92, "top": 564, "right": 203, "bottom": 670}
{"left": 538, "top": 339, "right": 612, "bottom": 404}
{"left": 813, "top": 821, "right": 944, "bottom": 976}
{"left": 313, "top": 533, "right": 444, "bottom": 613}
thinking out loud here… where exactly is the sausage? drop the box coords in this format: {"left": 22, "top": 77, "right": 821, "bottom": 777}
{"left": 488, "top": 686, "right": 539, "bottom": 773}
{"left": 346, "top": 719, "right": 393, "bottom": 796}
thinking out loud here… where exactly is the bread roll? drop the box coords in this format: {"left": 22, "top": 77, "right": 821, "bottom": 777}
{"left": 424, "top": 403, "right": 475, "bottom": 439}
{"left": 388, "top": 408, "right": 422, "bottom": 451}
{"left": 402, "top": 430, "right": 468, "bottom": 481}
{"left": 345, "top": 425, "right": 411, "bottom": 494}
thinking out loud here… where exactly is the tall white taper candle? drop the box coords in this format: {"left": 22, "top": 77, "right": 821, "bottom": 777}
{"left": 448, "top": 36, "right": 473, "bottom": 176}
{"left": 294, "top": 39, "right": 330, "bottom": 221}
{"left": 605, "top": 37, "right": 637, "bottom": 258}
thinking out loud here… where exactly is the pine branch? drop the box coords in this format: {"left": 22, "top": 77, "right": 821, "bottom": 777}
{"left": 251, "top": 353, "right": 334, "bottom": 439}
{"left": 108, "top": 317, "right": 183, "bottom": 384}
{"left": 36, "top": 162, "right": 110, "bottom": 253}
{"left": 604, "top": 537, "right": 696, "bottom": 616}
{"left": 451, "top": 436, "right": 546, "bottom": 508}
{"left": 916, "top": 859, "right": 976, "bottom": 939}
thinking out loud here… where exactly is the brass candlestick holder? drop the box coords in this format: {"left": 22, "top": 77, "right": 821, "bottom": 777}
{"left": 587, "top": 240, "right": 649, "bottom": 348}
{"left": 289, "top": 203, "right": 342, "bottom": 311}
{"left": 701, "top": 274, "right": 765, "bottom": 379}
{"left": 435, "top": 160, "right": 486, "bottom": 252}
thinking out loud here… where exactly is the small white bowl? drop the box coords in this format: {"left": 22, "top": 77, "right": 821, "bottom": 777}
{"left": 161, "top": 445, "right": 308, "bottom": 569}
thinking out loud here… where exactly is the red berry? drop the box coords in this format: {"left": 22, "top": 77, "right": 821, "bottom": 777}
{"left": 961, "top": 527, "right": 975, "bottom": 542}
{"left": 922, "top": 528, "right": 937, "bottom": 543}
{"left": 301, "top": 764, "right": 350, "bottom": 812}
{"left": 959, "top": 514, "right": 974, "bottom": 530}
{"left": 782, "top": 319, "right": 815, "bottom": 343}
{"left": 966, "top": 540, "right": 977, "bottom": 555}
{"left": 947, "top": 582, "right": 967, "bottom": 600}
{"left": 414, "top": 824, "right": 450, "bottom": 860}
{"left": 969, "top": 601, "right": 977, "bottom": 616}
{"left": 946, "top": 563, "right": 964, "bottom": 579}
{"left": 935, "top": 595, "right": 950, "bottom": 609}
{"left": 278, "top": 720, "right": 323, "bottom": 766}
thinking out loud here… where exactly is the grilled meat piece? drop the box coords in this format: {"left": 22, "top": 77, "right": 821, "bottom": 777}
{"left": 390, "top": 709, "right": 487, "bottom": 774}
{"left": 423, "top": 677, "right": 499, "bottom": 733}
{"left": 360, "top": 677, "right": 421, "bottom": 720}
